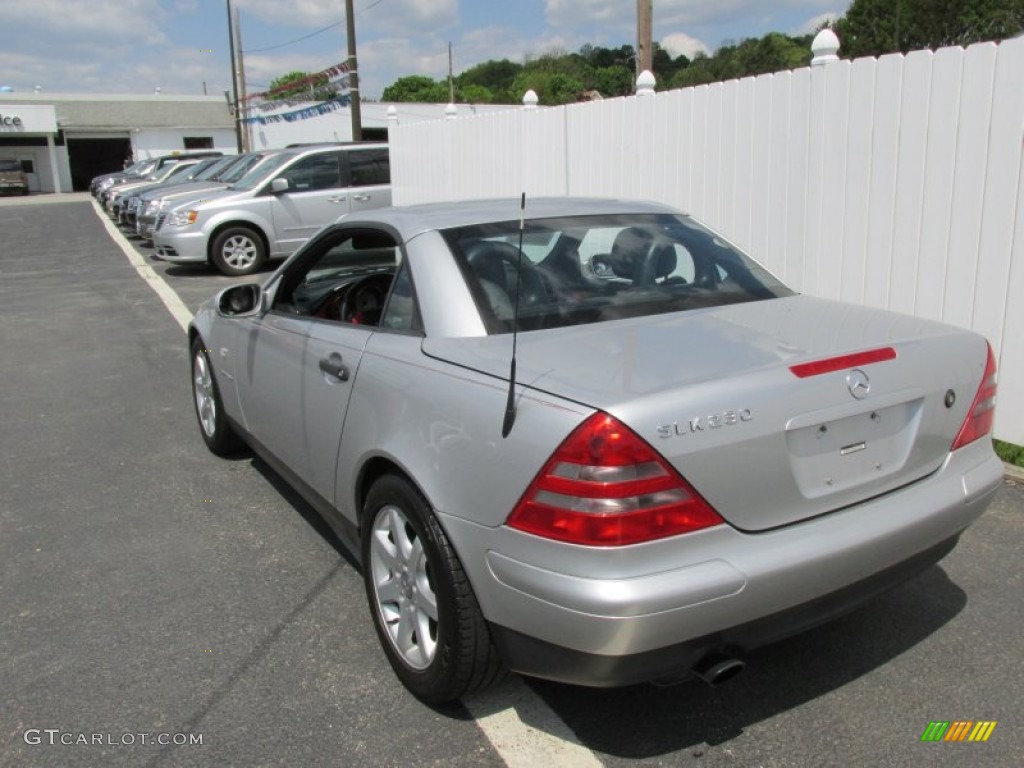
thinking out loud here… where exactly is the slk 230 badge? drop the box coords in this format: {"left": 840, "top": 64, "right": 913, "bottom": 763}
{"left": 657, "top": 409, "right": 753, "bottom": 438}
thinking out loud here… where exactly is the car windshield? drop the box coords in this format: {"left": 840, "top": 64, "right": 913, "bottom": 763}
{"left": 152, "top": 163, "right": 188, "bottom": 181}
{"left": 217, "top": 153, "right": 265, "bottom": 183}
{"left": 164, "top": 162, "right": 200, "bottom": 182}
{"left": 227, "top": 152, "right": 294, "bottom": 190}
{"left": 194, "top": 156, "right": 237, "bottom": 181}
{"left": 132, "top": 161, "right": 158, "bottom": 177}
{"left": 0, "top": 159, "right": 20, "bottom": 171}
{"left": 444, "top": 213, "right": 795, "bottom": 334}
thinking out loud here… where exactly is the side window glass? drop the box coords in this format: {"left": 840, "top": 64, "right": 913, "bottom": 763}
{"left": 379, "top": 261, "right": 420, "bottom": 333}
{"left": 277, "top": 152, "right": 341, "bottom": 192}
{"left": 273, "top": 228, "right": 399, "bottom": 327}
{"left": 346, "top": 149, "right": 391, "bottom": 188}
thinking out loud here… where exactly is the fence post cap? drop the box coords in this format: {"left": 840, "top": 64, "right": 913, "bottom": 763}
{"left": 811, "top": 28, "right": 840, "bottom": 66}
{"left": 386, "top": 105, "right": 398, "bottom": 121}
{"left": 522, "top": 89, "right": 539, "bottom": 109}
{"left": 636, "top": 69, "right": 656, "bottom": 96}
{"left": 445, "top": 102, "right": 458, "bottom": 119}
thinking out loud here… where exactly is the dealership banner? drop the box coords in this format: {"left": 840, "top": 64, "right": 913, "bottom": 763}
{"left": 239, "top": 95, "right": 351, "bottom": 125}
{"left": 243, "top": 61, "right": 351, "bottom": 113}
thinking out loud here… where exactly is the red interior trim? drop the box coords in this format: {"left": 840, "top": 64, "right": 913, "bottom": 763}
{"left": 790, "top": 347, "right": 897, "bottom": 378}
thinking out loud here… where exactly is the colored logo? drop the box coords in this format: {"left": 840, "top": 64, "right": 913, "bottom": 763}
{"left": 921, "top": 721, "right": 997, "bottom": 742}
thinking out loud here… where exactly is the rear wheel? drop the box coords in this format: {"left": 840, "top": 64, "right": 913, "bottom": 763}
{"left": 191, "top": 338, "right": 242, "bottom": 455}
{"left": 210, "top": 226, "right": 266, "bottom": 276}
{"left": 362, "top": 473, "right": 505, "bottom": 703}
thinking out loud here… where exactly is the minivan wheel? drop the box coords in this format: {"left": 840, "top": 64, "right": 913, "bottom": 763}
{"left": 362, "top": 473, "right": 505, "bottom": 703}
{"left": 211, "top": 226, "right": 266, "bottom": 276}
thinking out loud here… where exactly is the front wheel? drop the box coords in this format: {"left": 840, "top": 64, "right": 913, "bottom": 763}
{"left": 362, "top": 474, "right": 505, "bottom": 703}
{"left": 210, "top": 226, "right": 266, "bottom": 276}
{"left": 191, "top": 338, "right": 242, "bottom": 455}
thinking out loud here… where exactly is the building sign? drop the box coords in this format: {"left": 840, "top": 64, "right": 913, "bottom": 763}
{"left": 0, "top": 104, "right": 58, "bottom": 133}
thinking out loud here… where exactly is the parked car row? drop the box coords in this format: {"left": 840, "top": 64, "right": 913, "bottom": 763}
{"left": 89, "top": 151, "right": 223, "bottom": 198}
{"left": 89, "top": 143, "right": 391, "bottom": 276}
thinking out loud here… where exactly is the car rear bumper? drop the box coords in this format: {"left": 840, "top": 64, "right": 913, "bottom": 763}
{"left": 488, "top": 533, "right": 959, "bottom": 686}
{"left": 153, "top": 229, "right": 207, "bottom": 263}
{"left": 437, "top": 440, "right": 1002, "bottom": 685}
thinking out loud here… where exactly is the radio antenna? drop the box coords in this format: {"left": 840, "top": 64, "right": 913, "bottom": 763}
{"left": 501, "top": 193, "right": 526, "bottom": 438}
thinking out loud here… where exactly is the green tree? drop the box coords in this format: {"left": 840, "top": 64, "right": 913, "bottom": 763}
{"left": 667, "top": 33, "right": 810, "bottom": 88}
{"left": 455, "top": 83, "right": 495, "bottom": 104}
{"left": 381, "top": 75, "right": 448, "bottom": 103}
{"left": 266, "top": 70, "right": 337, "bottom": 100}
{"left": 594, "top": 65, "right": 634, "bottom": 97}
{"left": 458, "top": 59, "right": 522, "bottom": 103}
{"left": 835, "top": 0, "right": 1024, "bottom": 58}
{"left": 509, "top": 71, "right": 585, "bottom": 105}
{"left": 651, "top": 43, "right": 690, "bottom": 84}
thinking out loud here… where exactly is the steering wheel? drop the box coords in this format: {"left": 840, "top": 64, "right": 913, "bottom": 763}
{"left": 634, "top": 239, "right": 686, "bottom": 287}
{"left": 465, "top": 241, "right": 548, "bottom": 311}
{"left": 311, "top": 282, "right": 351, "bottom": 320}
{"left": 339, "top": 274, "right": 393, "bottom": 325}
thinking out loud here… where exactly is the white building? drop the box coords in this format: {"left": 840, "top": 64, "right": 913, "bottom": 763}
{"left": 0, "top": 93, "right": 235, "bottom": 193}
{"left": 0, "top": 91, "right": 518, "bottom": 194}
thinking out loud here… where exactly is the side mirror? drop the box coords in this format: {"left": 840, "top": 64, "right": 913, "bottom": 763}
{"left": 216, "top": 283, "right": 264, "bottom": 317}
{"left": 270, "top": 178, "right": 289, "bottom": 194}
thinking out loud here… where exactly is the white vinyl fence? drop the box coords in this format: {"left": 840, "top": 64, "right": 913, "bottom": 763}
{"left": 388, "top": 36, "right": 1024, "bottom": 445}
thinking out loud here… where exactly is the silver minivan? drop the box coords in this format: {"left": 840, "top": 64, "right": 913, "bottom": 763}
{"left": 153, "top": 143, "right": 390, "bottom": 276}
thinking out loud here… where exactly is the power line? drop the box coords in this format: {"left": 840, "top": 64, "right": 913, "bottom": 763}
{"left": 243, "top": 21, "right": 344, "bottom": 53}
{"left": 242, "top": 0, "right": 385, "bottom": 54}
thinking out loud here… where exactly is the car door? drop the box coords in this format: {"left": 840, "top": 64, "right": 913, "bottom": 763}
{"left": 268, "top": 150, "right": 350, "bottom": 255}
{"left": 235, "top": 226, "right": 401, "bottom": 504}
{"left": 343, "top": 147, "right": 392, "bottom": 213}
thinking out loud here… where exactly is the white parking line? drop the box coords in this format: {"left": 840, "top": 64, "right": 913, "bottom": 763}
{"left": 465, "top": 678, "right": 604, "bottom": 767}
{"left": 91, "top": 201, "right": 602, "bottom": 768}
{"left": 92, "top": 200, "right": 194, "bottom": 333}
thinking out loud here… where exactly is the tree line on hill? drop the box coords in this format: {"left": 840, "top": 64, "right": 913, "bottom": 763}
{"left": 270, "top": 0, "right": 1024, "bottom": 106}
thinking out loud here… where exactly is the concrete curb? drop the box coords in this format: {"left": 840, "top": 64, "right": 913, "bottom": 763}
{"left": 1004, "top": 463, "right": 1024, "bottom": 481}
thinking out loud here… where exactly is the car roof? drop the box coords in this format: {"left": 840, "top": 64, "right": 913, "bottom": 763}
{"left": 346, "top": 197, "right": 683, "bottom": 239}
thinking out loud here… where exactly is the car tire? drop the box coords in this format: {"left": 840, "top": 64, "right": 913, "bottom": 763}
{"left": 362, "top": 473, "right": 505, "bottom": 703}
{"left": 191, "top": 338, "right": 243, "bottom": 456}
{"left": 210, "top": 226, "right": 266, "bottom": 277}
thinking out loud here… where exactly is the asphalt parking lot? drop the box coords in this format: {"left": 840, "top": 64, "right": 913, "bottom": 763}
{"left": 2, "top": 196, "right": 1022, "bottom": 767}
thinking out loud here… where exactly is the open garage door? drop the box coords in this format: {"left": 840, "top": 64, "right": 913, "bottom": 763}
{"left": 66, "top": 137, "right": 132, "bottom": 191}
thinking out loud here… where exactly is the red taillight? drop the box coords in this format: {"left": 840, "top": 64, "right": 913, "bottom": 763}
{"left": 951, "top": 344, "right": 997, "bottom": 451}
{"left": 507, "top": 413, "right": 724, "bottom": 546}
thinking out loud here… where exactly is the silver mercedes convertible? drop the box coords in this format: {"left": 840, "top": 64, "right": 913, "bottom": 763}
{"left": 188, "top": 198, "right": 1002, "bottom": 703}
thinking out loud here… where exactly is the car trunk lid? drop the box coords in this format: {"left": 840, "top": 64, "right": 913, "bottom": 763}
{"left": 422, "top": 295, "right": 990, "bottom": 531}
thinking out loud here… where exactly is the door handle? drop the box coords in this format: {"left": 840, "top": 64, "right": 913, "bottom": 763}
{"left": 327, "top": 196, "right": 347, "bottom": 203}
{"left": 318, "top": 353, "right": 349, "bottom": 381}
{"left": 352, "top": 193, "right": 371, "bottom": 202}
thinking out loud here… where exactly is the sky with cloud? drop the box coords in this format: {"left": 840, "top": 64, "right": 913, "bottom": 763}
{"left": 1, "top": 0, "right": 847, "bottom": 100}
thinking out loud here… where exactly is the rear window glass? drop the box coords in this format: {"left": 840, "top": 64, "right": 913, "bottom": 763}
{"left": 443, "top": 213, "right": 794, "bottom": 334}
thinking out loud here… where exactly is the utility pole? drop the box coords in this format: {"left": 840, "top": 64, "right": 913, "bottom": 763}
{"left": 345, "top": 0, "right": 362, "bottom": 141}
{"left": 226, "top": 0, "right": 243, "bottom": 152}
{"left": 448, "top": 42, "right": 454, "bottom": 103}
{"left": 636, "top": 0, "right": 653, "bottom": 76}
{"left": 234, "top": 5, "right": 250, "bottom": 151}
